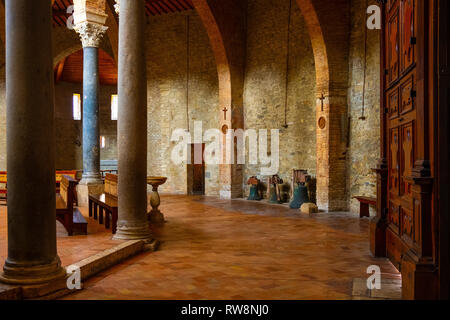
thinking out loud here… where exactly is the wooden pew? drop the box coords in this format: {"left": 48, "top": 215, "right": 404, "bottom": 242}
{"left": 89, "top": 173, "right": 118, "bottom": 234}
{"left": 56, "top": 175, "right": 88, "bottom": 236}
{"left": 0, "top": 171, "right": 6, "bottom": 203}
{"left": 56, "top": 170, "right": 78, "bottom": 206}
{"left": 0, "top": 170, "right": 79, "bottom": 205}
{"left": 101, "top": 169, "right": 118, "bottom": 179}
{"left": 56, "top": 170, "right": 77, "bottom": 191}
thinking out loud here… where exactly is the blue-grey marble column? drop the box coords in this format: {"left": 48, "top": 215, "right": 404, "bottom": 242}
{"left": 81, "top": 46, "right": 102, "bottom": 183}
{"left": 74, "top": 22, "right": 107, "bottom": 186}
{"left": 0, "top": 0, "right": 65, "bottom": 285}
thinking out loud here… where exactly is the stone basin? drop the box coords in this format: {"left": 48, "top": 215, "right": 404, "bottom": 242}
{"left": 146, "top": 176, "right": 167, "bottom": 187}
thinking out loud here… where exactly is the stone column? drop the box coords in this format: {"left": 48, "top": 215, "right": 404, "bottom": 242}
{"left": 0, "top": 0, "right": 66, "bottom": 284}
{"left": 113, "top": 0, "right": 151, "bottom": 240}
{"left": 74, "top": 20, "right": 108, "bottom": 206}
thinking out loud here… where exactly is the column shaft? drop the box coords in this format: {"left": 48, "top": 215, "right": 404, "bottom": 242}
{"left": 81, "top": 47, "right": 101, "bottom": 183}
{"left": 0, "top": 0, "right": 65, "bottom": 284}
{"left": 114, "top": 0, "right": 150, "bottom": 240}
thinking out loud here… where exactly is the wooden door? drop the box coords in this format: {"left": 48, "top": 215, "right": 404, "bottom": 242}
{"left": 385, "top": 0, "right": 418, "bottom": 268}
{"left": 377, "top": 0, "right": 441, "bottom": 299}
{"left": 437, "top": 0, "right": 450, "bottom": 299}
{"left": 187, "top": 144, "right": 205, "bottom": 195}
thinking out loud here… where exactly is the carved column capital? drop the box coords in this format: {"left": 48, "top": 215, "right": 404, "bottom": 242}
{"left": 74, "top": 21, "right": 108, "bottom": 48}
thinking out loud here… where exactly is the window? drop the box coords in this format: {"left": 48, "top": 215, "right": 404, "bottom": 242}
{"left": 111, "top": 94, "right": 118, "bottom": 120}
{"left": 100, "top": 136, "right": 106, "bottom": 149}
{"left": 73, "top": 93, "right": 81, "bottom": 120}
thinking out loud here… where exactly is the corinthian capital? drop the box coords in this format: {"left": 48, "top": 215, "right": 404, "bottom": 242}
{"left": 114, "top": 0, "right": 120, "bottom": 14}
{"left": 74, "top": 22, "right": 108, "bottom": 48}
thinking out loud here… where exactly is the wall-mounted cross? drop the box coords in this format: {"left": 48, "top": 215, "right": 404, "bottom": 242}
{"left": 222, "top": 107, "right": 228, "bottom": 120}
{"left": 319, "top": 93, "right": 326, "bottom": 112}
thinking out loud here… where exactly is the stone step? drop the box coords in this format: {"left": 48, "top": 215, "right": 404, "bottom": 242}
{"left": 0, "top": 239, "right": 158, "bottom": 300}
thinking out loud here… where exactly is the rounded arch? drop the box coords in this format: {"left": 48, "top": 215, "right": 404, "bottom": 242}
{"left": 295, "top": 0, "right": 330, "bottom": 95}
{"left": 190, "top": 0, "right": 232, "bottom": 111}
{"left": 53, "top": 44, "right": 82, "bottom": 68}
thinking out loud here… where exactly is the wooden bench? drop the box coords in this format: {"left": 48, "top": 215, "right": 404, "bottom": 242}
{"left": 101, "top": 169, "right": 118, "bottom": 179}
{"left": 56, "top": 175, "right": 88, "bottom": 236}
{"left": 56, "top": 170, "right": 77, "bottom": 191}
{"left": 56, "top": 170, "right": 78, "bottom": 205}
{"left": 89, "top": 173, "right": 118, "bottom": 234}
{"left": 0, "top": 171, "right": 6, "bottom": 203}
{"left": 0, "top": 170, "right": 78, "bottom": 205}
{"left": 353, "top": 196, "right": 377, "bottom": 218}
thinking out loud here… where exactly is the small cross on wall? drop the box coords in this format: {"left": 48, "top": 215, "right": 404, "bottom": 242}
{"left": 222, "top": 107, "right": 228, "bottom": 120}
{"left": 318, "top": 93, "right": 326, "bottom": 112}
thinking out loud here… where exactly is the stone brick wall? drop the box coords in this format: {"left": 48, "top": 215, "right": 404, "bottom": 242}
{"left": 243, "top": 0, "right": 317, "bottom": 196}
{"left": 54, "top": 81, "right": 117, "bottom": 170}
{"left": 347, "top": 0, "right": 380, "bottom": 214}
{"left": 0, "top": 25, "right": 116, "bottom": 172}
{"left": 0, "top": 1, "right": 382, "bottom": 211}
{"left": 146, "top": 11, "right": 219, "bottom": 195}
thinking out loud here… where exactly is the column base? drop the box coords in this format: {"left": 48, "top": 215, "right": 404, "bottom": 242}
{"left": 77, "top": 180, "right": 104, "bottom": 206}
{"left": 0, "top": 257, "right": 66, "bottom": 285}
{"left": 113, "top": 223, "right": 152, "bottom": 241}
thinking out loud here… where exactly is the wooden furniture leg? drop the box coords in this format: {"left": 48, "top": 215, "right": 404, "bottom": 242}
{"left": 360, "top": 202, "right": 370, "bottom": 218}
{"left": 99, "top": 207, "right": 104, "bottom": 225}
{"left": 93, "top": 203, "right": 98, "bottom": 220}
{"left": 112, "top": 208, "right": 118, "bottom": 234}
{"left": 105, "top": 210, "right": 110, "bottom": 229}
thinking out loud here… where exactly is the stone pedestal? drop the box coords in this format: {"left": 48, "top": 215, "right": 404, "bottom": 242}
{"left": 147, "top": 177, "right": 167, "bottom": 224}
{"left": 149, "top": 189, "right": 164, "bottom": 224}
{"left": 77, "top": 182, "right": 104, "bottom": 206}
{"left": 0, "top": 0, "right": 65, "bottom": 285}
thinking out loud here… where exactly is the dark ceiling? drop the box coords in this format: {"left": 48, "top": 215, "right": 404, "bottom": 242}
{"left": 52, "top": 0, "right": 194, "bottom": 27}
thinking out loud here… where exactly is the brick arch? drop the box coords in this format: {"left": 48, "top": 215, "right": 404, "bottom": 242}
{"left": 295, "top": 0, "right": 330, "bottom": 95}
{"left": 53, "top": 44, "right": 83, "bottom": 68}
{"left": 191, "top": 0, "right": 348, "bottom": 207}
{"left": 191, "top": 0, "right": 246, "bottom": 199}
{"left": 191, "top": 0, "right": 232, "bottom": 111}
{"left": 296, "top": 0, "right": 350, "bottom": 211}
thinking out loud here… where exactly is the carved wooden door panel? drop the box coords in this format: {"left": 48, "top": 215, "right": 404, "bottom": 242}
{"left": 387, "top": 2, "right": 400, "bottom": 85}
{"left": 385, "top": 0, "right": 418, "bottom": 266}
{"left": 400, "top": 0, "right": 416, "bottom": 73}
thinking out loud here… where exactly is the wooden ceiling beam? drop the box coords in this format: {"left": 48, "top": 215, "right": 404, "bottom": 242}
{"left": 148, "top": 3, "right": 162, "bottom": 15}
{"left": 158, "top": 1, "right": 175, "bottom": 13}
{"left": 146, "top": 3, "right": 158, "bottom": 16}
{"left": 153, "top": 1, "right": 169, "bottom": 14}
{"left": 182, "top": 0, "right": 194, "bottom": 10}
{"left": 144, "top": 0, "right": 193, "bottom": 15}
{"left": 173, "top": 0, "right": 189, "bottom": 11}
{"left": 167, "top": 0, "right": 182, "bottom": 12}
{"left": 53, "top": 9, "right": 69, "bottom": 17}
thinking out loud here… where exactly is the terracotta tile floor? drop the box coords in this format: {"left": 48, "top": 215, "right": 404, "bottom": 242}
{"left": 0, "top": 196, "right": 400, "bottom": 300}
{"left": 0, "top": 202, "right": 124, "bottom": 267}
